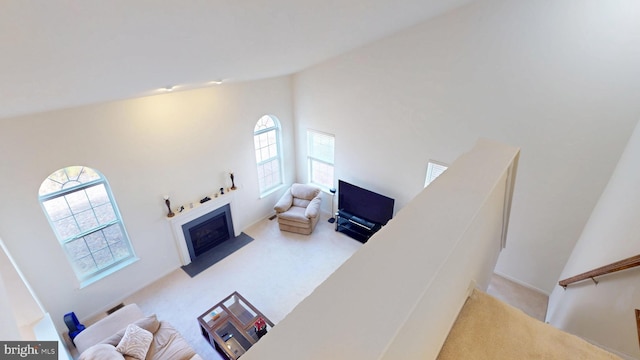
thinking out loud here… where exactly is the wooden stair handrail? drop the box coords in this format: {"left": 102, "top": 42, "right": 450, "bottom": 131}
{"left": 636, "top": 309, "right": 640, "bottom": 351}
{"left": 558, "top": 254, "right": 640, "bottom": 288}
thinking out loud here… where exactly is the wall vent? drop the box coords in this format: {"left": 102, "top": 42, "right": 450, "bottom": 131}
{"left": 106, "top": 303, "right": 125, "bottom": 315}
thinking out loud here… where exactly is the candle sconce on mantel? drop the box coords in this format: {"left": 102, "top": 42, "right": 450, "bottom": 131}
{"left": 163, "top": 195, "right": 175, "bottom": 218}
{"left": 230, "top": 172, "right": 237, "bottom": 190}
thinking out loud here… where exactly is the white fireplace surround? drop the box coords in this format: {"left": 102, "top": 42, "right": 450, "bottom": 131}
{"left": 167, "top": 191, "right": 240, "bottom": 266}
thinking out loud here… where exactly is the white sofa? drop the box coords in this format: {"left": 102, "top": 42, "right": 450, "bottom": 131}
{"left": 74, "top": 304, "right": 202, "bottom": 360}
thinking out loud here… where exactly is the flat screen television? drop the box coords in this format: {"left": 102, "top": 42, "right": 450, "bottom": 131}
{"left": 338, "top": 180, "right": 395, "bottom": 225}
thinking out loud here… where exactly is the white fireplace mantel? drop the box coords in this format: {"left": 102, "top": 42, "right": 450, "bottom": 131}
{"left": 167, "top": 191, "right": 240, "bottom": 266}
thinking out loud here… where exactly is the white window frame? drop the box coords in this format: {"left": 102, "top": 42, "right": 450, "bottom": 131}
{"left": 39, "top": 166, "right": 137, "bottom": 287}
{"left": 253, "top": 115, "right": 284, "bottom": 196}
{"left": 307, "top": 129, "right": 335, "bottom": 190}
{"left": 424, "top": 160, "right": 448, "bottom": 187}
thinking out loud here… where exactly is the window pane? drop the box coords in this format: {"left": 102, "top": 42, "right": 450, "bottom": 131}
{"left": 258, "top": 159, "right": 281, "bottom": 191}
{"left": 93, "top": 247, "right": 116, "bottom": 269}
{"left": 75, "top": 209, "right": 99, "bottom": 232}
{"left": 110, "top": 240, "right": 131, "bottom": 261}
{"left": 104, "top": 223, "right": 123, "bottom": 241}
{"left": 77, "top": 167, "right": 101, "bottom": 183}
{"left": 267, "top": 130, "right": 276, "bottom": 144}
{"left": 94, "top": 203, "right": 116, "bottom": 225}
{"left": 104, "top": 224, "right": 130, "bottom": 260}
{"left": 267, "top": 144, "right": 277, "bottom": 158}
{"left": 66, "top": 191, "right": 91, "bottom": 213}
{"left": 257, "top": 163, "right": 265, "bottom": 179}
{"left": 39, "top": 178, "right": 63, "bottom": 196}
{"left": 260, "top": 148, "right": 270, "bottom": 162}
{"left": 308, "top": 131, "right": 335, "bottom": 163}
{"left": 42, "top": 197, "right": 71, "bottom": 221}
{"left": 65, "top": 238, "right": 91, "bottom": 260}
{"left": 75, "top": 254, "right": 98, "bottom": 275}
{"left": 64, "top": 166, "right": 84, "bottom": 181}
{"left": 310, "top": 160, "right": 334, "bottom": 189}
{"left": 54, "top": 217, "right": 80, "bottom": 239}
{"left": 86, "top": 184, "right": 109, "bottom": 206}
{"left": 257, "top": 133, "right": 267, "bottom": 147}
{"left": 85, "top": 231, "right": 108, "bottom": 252}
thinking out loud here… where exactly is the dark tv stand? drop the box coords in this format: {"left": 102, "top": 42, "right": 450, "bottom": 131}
{"left": 335, "top": 210, "right": 382, "bottom": 243}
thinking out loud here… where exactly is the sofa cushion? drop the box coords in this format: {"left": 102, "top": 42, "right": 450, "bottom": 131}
{"left": 101, "top": 315, "right": 161, "bottom": 348}
{"left": 115, "top": 324, "right": 153, "bottom": 360}
{"left": 277, "top": 206, "right": 309, "bottom": 222}
{"left": 304, "top": 197, "right": 321, "bottom": 219}
{"left": 292, "top": 198, "right": 311, "bottom": 208}
{"left": 79, "top": 344, "right": 125, "bottom": 360}
{"left": 290, "top": 183, "right": 320, "bottom": 200}
{"left": 147, "top": 321, "right": 198, "bottom": 360}
{"left": 273, "top": 190, "right": 293, "bottom": 213}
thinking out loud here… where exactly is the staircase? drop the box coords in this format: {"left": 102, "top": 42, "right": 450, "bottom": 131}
{"left": 558, "top": 254, "right": 640, "bottom": 352}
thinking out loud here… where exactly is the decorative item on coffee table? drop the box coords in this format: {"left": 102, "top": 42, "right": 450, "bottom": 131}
{"left": 198, "top": 292, "right": 274, "bottom": 360}
{"left": 254, "top": 317, "right": 267, "bottom": 339}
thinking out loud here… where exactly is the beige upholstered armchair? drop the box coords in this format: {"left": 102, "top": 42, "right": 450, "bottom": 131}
{"left": 274, "top": 183, "right": 322, "bottom": 235}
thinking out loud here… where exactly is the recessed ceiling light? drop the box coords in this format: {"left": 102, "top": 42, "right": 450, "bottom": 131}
{"left": 165, "top": 86, "right": 174, "bottom": 91}
{"left": 210, "top": 80, "right": 223, "bottom": 85}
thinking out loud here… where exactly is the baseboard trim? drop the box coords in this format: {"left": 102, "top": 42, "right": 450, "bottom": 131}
{"left": 583, "top": 338, "right": 636, "bottom": 360}
{"left": 493, "top": 271, "right": 551, "bottom": 296}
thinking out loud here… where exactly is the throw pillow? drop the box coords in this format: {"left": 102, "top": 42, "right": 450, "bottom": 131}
{"left": 102, "top": 314, "right": 160, "bottom": 348}
{"left": 115, "top": 324, "right": 153, "bottom": 360}
{"left": 79, "top": 344, "right": 125, "bottom": 360}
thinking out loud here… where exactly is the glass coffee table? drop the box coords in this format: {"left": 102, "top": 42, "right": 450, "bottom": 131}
{"left": 198, "top": 292, "right": 274, "bottom": 359}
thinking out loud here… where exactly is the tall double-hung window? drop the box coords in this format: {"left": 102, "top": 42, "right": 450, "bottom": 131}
{"left": 307, "top": 130, "right": 335, "bottom": 190}
{"left": 39, "top": 166, "right": 136, "bottom": 286}
{"left": 254, "top": 115, "right": 283, "bottom": 195}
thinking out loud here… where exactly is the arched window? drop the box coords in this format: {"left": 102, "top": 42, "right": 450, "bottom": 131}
{"left": 39, "top": 166, "right": 136, "bottom": 285}
{"left": 253, "top": 115, "right": 283, "bottom": 195}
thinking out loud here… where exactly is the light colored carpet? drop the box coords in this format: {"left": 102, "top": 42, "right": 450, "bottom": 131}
{"left": 437, "top": 289, "right": 621, "bottom": 360}
{"left": 120, "top": 214, "right": 362, "bottom": 360}
{"left": 71, "top": 214, "right": 558, "bottom": 359}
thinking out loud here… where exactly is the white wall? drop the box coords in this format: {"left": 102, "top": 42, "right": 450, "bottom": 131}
{"left": 0, "top": 259, "right": 21, "bottom": 340}
{"left": 293, "top": 0, "right": 640, "bottom": 293}
{"left": 242, "top": 139, "right": 519, "bottom": 360}
{"left": 0, "top": 76, "right": 295, "bottom": 332}
{"left": 546, "top": 121, "right": 640, "bottom": 359}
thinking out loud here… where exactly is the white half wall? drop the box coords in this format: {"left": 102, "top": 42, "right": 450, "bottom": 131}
{"left": 242, "top": 138, "right": 520, "bottom": 360}
{"left": 0, "top": 236, "right": 45, "bottom": 339}
{"left": 546, "top": 120, "right": 640, "bottom": 359}
{"left": 0, "top": 76, "right": 295, "bottom": 332}
{"left": 0, "top": 259, "right": 21, "bottom": 340}
{"left": 293, "top": 0, "right": 640, "bottom": 294}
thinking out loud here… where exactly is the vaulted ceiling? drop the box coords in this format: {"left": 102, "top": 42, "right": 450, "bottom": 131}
{"left": 0, "top": 0, "right": 474, "bottom": 120}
